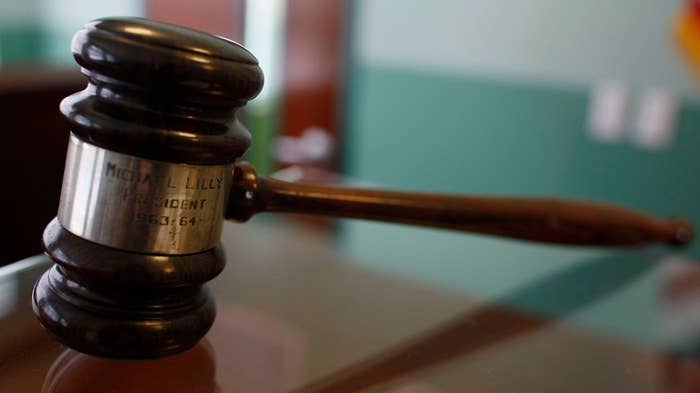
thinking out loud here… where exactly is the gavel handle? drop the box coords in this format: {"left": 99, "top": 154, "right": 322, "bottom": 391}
{"left": 226, "top": 163, "right": 693, "bottom": 247}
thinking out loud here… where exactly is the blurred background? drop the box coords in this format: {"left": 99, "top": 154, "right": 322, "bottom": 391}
{"left": 3, "top": 0, "right": 700, "bottom": 347}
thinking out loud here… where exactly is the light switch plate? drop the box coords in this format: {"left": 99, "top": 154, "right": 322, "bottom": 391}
{"left": 632, "top": 87, "right": 679, "bottom": 150}
{"left": 587, "top": 81, "right": 628, "bottom": 142}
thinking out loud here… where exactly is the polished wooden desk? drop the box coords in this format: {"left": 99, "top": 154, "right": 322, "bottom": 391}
{"left": 0, "top": 220, "right": 696, "bottom": 392}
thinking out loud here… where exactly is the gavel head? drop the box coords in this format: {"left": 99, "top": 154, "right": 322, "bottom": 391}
{"left": 32, "top": 17, "right": 264, "bottom": 358}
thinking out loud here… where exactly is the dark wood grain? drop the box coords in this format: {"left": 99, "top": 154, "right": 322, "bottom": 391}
{"left": 228, "top": 163, "right": 693, "bottom": 247}
{"left": 288, "top": 252, "right": 655, "bottom": 393}
{"left": 34, "top": 219, "right": 223, "bottom": 358}
{"left": 33, "top": 265, "right": 217, "bottom": 359}
{"left": 289, "top": 305, "right": 545, "bottom": 393}
{"left": 6, "top": 232, "right": 673, "bottom": 392}
{"left": 33, "top": 17, "right": 262, "bottom": 358}
{"left": 42, "top": 343, "right": 217, "bottom": 393}
{"left": 61, "top": 17, "right": 263, "bottom": 165}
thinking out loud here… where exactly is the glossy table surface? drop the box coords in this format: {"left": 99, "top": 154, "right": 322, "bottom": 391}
{"left": 1, "top": 219, "right": 699, "bottom": 392}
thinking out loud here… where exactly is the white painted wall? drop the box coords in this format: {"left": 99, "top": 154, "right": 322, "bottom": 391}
{"left": 0, "top": 0, "right": 40, "bottom": 26}
{"left": 356, "top": 0, "right": 694, "bottom": 95}
{"left": 39, "top": 0, "right": 143, "bottom": 30}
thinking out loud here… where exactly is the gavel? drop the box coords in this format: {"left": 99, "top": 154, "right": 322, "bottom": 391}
{"left": 32, "top": 17, "right": 694, "bottom": 359}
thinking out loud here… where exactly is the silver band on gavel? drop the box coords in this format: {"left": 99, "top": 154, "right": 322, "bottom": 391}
{"left": 57, "top": 134, "right": 232, "bottom": 255}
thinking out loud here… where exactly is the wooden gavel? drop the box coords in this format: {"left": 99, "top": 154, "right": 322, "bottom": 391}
{"left": 32, "top": 17, "right": 693, "bottom": 359}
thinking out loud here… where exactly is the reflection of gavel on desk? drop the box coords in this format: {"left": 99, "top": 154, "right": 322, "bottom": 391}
{"left": 32, "top": 17, "right": 694, "bottom": 359}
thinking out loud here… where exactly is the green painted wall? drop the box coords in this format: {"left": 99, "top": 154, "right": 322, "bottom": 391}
{"left": 0, "top": 28, "right": 45, "bottom": 65}
{"left": 340, "top": 65, "right": 700, "bottom": 345}
{"left": 344, "top": 66, "right": 700, "bottom": 232}
{"left": 0, "top": 0, "right": 143, "bottom": 66}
